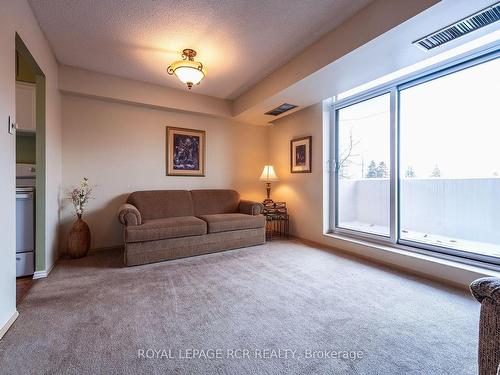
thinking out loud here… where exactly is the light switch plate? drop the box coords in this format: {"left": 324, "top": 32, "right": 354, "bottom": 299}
{"left": 8, "top": 116, "right": 15, "bottom": 135}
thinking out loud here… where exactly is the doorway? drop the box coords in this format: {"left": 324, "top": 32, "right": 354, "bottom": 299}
{"left": 15, "top": 34, "right": 46, "bottom": 302}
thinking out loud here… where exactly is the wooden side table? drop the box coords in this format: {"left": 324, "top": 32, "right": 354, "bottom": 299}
{"left": 262, "top": 202, "right": 289, "bottom": 240}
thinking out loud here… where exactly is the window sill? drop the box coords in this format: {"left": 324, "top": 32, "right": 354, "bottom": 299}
{"left": 322, "top": 232, "right": 500, "bottom": 288}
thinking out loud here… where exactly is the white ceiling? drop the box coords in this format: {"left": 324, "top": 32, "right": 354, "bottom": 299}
{"left": 28, "top": 0, "right": 372, "bottom": 99}
{"left": 237, "top": 0, "right": 500, "bottom": 124}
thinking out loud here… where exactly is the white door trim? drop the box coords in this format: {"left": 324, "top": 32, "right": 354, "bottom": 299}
{"left": 0, "top": 310, "right": 19, "bottom": 340}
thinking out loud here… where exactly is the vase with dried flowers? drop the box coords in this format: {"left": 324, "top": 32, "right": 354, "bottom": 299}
{"left": 66, "top": 177, "right": 94, "bottom": 258}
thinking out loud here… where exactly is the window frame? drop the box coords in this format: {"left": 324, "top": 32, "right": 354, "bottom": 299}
{"left": 329, "top": 46, "right": 500, "bottom": 267}
{"left": 333, "top": 89, "right": 394, "bottom": 243}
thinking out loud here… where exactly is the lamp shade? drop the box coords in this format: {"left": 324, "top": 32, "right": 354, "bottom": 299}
{"left": 260, "top": 165, "right": 279, "bottom": 181}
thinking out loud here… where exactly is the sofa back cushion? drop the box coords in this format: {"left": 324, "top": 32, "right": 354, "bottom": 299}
{"left": 127, "top": 190, "right": 194, "bottom": 220}
{"left": 190, "top": 189, "right": 240, "bottom": 215}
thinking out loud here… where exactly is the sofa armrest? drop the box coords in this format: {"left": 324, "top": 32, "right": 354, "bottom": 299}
{"left": 470, "top": 277, "right": 500, "bottom": 304}
{"left": 239, "top": 200, "right": 263, "bottom": 215}
{"left": 117, "top": 203, "right": 142, "bottom": 226}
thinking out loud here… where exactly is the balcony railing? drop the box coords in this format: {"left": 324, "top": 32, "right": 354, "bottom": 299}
{"left": 338, "top": 177, "right": 500, "bottom": 258}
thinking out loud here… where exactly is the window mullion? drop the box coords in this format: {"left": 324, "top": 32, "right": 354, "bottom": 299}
{"left": 330, "top": 105, "right": 337, "bottom": 232}
{"left": 389, "top": 88, "right": 399, "bottom": 244}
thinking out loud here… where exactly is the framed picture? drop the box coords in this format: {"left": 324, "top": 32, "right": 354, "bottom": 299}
{"left": 290, "top": 136, "right": 312, "bottom": 173}
{"left": 166, "top": 127, "right": 206, "bottom": 176}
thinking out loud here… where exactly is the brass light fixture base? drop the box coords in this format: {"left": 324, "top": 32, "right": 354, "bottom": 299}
{"left": 182, "top": 49, "right": 197, "bottom": 60}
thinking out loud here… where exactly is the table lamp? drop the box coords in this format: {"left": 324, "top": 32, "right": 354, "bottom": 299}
{"left": 260, "top": 165, "right": 279, "bottom": 204}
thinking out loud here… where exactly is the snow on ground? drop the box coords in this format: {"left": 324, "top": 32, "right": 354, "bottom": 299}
{"left": 340, "top": 221, "right": 500, "bottom": 259}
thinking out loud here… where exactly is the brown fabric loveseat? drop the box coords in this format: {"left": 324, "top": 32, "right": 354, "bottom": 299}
{"left": 117, "top": 189, "right": 265, "bottom": 266}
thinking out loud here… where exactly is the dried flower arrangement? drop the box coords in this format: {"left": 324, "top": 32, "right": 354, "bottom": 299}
{"left": 67, "top": 177, "right": 94, "bottom": 218}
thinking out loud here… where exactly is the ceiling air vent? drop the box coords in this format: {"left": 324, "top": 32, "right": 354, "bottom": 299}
{"left": 265, "top": 103, "right": 298, "bottom": 116}
{"left": 413, "top": 2, "right": 500, "bottom": 51}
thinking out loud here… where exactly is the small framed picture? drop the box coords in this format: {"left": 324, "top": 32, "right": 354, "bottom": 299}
{"left": 290, "top": 136, "right": 312, "bottom": 173}
{"left": 166, "top": 127, "right": 206, "bottom": 176}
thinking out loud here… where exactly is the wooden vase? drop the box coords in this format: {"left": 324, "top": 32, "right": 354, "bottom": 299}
{"left": 67, "top": 214, "right": 91, "bottom": 259}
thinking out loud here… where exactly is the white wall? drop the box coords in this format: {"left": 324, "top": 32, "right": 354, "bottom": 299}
{"left": 0, "top": 0, "right": 61, "bottom": 334}
{"left": 61, "top": 94, "right": 269, "bottom": 249}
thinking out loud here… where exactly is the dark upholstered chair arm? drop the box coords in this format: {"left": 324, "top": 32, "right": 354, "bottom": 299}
{"left": 118, "top": 203, "right": 142, "bottom": 226}
{"left": 470, "top": 277, "right": 500, "bottom": 304}
{"left": 470, "top": 277, "right": 500, "bottom": 375}
{"left": 238, "top": 200, "right": 263, "bottom": 215}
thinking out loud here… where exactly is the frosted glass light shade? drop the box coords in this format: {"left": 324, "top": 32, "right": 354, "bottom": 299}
{"left": 169, "top": 60, "right": 207, "bottom": 87}
{"left": 260, "top": 165, "right": 279, "bottom": 181}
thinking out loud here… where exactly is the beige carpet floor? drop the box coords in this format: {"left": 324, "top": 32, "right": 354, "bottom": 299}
{"left": 0, "top": 239, "right": 479, "bottom": 374}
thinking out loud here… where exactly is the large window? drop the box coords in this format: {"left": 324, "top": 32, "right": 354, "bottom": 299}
{"left": 336, "top": 94, "right": 391, "bottom": 237}
{"left": 332, "top": 51, "right": 500, "bottom": 265}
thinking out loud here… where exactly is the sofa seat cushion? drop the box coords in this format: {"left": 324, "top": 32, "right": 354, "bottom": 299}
{"left": 199, "top": 213, "right": 265, "bottom": 234}
{"left": 125, "top": 216, "right": 207, "bottom": 243}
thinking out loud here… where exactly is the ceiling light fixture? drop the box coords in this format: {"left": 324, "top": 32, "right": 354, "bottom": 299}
{"left": 167, "top": 49, "right": 207, "bottom": 89}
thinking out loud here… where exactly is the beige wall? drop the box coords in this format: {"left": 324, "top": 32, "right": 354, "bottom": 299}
{"left": 61, "top": 94, "right": 269, "bottom": 249}
{"left": 0, "top": 0, "right": 62, "bottom": 334}
{"left": 268, "top": 104, "right": 325, "bottom": 240}
{"left": 59, "top": 65, "right": 234, "bottom": 120}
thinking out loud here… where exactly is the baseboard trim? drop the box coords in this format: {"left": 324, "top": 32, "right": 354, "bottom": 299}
{"left": 33, "top": 271, "right": 47, "bottom": 279}
{"left": 0, "top": 310, "right": 19, "bottom": 340}
{"left": 33, "top": 261, "right": 55, "bottom": 279}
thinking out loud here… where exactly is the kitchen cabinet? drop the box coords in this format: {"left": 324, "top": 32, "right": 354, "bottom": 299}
{"left": 16, "top": 82, "right": 36, "bottom": 133}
